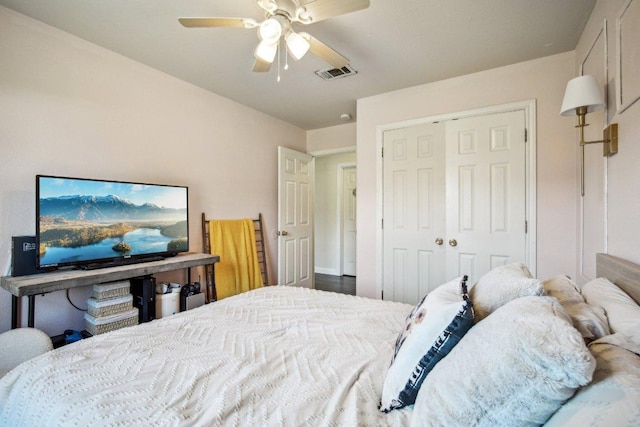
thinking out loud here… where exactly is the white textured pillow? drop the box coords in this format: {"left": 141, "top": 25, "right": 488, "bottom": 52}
{"left": 411, "top": 296, "right": 595, "bottom": 427}
{"left": 543, "top": 274, "right": 610, "bottom": 342}
{"left": 469, "top": 262, "right": 544, "bottom": 320}
{"left": 582, "top": 277, "right": 640, "bottom": 336}
{"left": 380, "top": 277, "right": 474, "bottom": 412}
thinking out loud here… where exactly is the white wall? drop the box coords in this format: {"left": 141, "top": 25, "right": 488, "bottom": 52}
{"left": 356, "top": 52, "right": 578, "bottom": 298}
{"left": 314, "top": 152, "right": 356, "bottom": 275}
{"left": 575, "top": 0, "right": 640, "bottom": 278}
{"left": 0, "top": 8, "right": 306, "bottom": 335}
{"left": 307, "top": 122, "right": 356, "bottom": 154}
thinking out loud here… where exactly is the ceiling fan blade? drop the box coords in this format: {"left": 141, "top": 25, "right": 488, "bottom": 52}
{"left": 253, "top": 59, "right": 273, "bottom": 72}
{"left": 298, "top": 0, "right": 370, "bottom": 23}
{"left": 305, "top": 34, "right": 349, "bottom": 68}
{"left": 178, "top": 17, "right": 257, "bottom": 28}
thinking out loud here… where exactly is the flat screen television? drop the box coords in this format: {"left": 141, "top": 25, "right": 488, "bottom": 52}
{"left": 36, "top": 175, "right": 189, "bottom": 270}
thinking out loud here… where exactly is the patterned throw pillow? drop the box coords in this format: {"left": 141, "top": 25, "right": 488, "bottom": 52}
{"left": 379, "top": 276, "right": 474, "bottom": 412}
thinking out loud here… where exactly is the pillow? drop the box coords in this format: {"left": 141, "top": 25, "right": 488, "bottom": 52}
{"left": 545, "top": 338, "right": 640, "bottom": 427}
{"left": 379, "top": 276, "right": 474, "bottom": 412}
{"left": 469, "top": 262, "right": 544, "bottom": 320}
{"left": 542, "top": 274, "right": 610, "bottom": 342}
{"left": 411, "top": 296, "right": 595, "bottom": 427}
{"left": 582, "top": 277, "right": 640, "bottom": 336}
{"left": 595, "top": 331, "right": 640, "bottom": 356}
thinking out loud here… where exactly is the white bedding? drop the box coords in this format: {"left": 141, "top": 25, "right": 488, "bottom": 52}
{"left": 545, "top": 338, "right": 640, "bottom": 426}
{"left": 0, "top": 287, "right": 413, "bottom": 426}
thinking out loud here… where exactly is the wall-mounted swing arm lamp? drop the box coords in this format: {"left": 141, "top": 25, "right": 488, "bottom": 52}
{"left": 560, "top": 75, "right": 618, "bottom": 156}
{"left": 560, "top": 75, "right": 619, "bottom": 196}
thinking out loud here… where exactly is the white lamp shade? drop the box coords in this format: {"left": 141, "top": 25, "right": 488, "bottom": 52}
{"left": 560, "top": 74, "right": 605, "bottom": 116}
{"left": 285, "top": 31, "right": 310, "bottom": 60}
{"left": 255, "top": 40, "right": 278, "bottom": 64}
{"left": 258, "top": 18, "right": 282, "bottom": 44}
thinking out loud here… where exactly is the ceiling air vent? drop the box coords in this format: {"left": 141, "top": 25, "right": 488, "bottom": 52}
{"left": 315, "top": 65, "right": 358, "bottom": 81}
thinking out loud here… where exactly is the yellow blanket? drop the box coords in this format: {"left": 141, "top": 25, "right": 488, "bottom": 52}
{"left": 208, "top": 219, "right": 264, "bottom": 300}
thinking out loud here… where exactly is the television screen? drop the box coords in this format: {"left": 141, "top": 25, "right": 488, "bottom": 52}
{"left": 36, "top": 175, "right": 189, "bottom": 269}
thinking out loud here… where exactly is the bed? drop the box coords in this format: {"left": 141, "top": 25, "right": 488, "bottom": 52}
{"left": 0, "top": 253, "right": 639, "bottom": 426}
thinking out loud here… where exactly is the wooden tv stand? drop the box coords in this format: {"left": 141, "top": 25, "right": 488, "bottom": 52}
{"left": 1, "top": 253, "right": 220, "bottom": 329}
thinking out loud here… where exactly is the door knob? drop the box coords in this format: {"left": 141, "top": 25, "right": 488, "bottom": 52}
{"left": 449, "top": 239, "right": 457, "bottom": 247}
{"left": 277, "top": 230, "right": 289, "bottom": 236}
{"left": 435, "top": 237, "right": 444, "bottom": 245}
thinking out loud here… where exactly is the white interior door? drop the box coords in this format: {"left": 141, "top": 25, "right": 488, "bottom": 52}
{"left": 382, "top": 110, "right": 529, "bottom": 304}
{"left": 445, "top": 110, "right": 527, "bottom": 284}
{"left": 382, "top": 122, "right": 447, "bottom": 304}
{"left": 342, "top": 166, "right": 357, "bottom": 276}
{"left": 278, "top": 146, "right": 314, "bottom": 288}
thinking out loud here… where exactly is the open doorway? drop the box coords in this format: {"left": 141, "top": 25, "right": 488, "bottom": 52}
{"left": 313, "top": 150, "right": 356, "bottom": 294}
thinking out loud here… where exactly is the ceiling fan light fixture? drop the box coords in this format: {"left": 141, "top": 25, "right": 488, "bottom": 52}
{"left": 255, "top": 40, "right": 278, "bottom": 64}
{"left": 180, "top": 0, "right": 372, "bottom": 72}
{"left": 258, "top": 18, "right": 282, "bottom": 44}
{"left": 285, "top": 31, "right": 310, "bottom": 60}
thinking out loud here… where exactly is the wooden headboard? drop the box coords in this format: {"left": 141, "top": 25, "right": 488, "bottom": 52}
{"left": 596, "top": 253, "right": 640, "bottom": 305}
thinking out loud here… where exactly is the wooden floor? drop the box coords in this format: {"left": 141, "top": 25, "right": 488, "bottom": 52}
{"left": 314, "top": 274, "right": 356, "bottom": 295}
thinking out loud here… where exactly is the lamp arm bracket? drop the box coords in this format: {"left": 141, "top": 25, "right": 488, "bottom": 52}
{"left": 579, "top": 139, "right": 609, "bottom": 146}
{"left": 578, "top": 123, "right": 618, "bottom": 156}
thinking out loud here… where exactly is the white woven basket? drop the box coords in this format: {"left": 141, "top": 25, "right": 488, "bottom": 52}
{"left": 91, "top": 281, "right": 130, "bottom": 300}
{"left": 84, "top": 308, "right": 139, "bottom": 335}
{"left": 86, "top": 295, "right": 133, "bottom": 317}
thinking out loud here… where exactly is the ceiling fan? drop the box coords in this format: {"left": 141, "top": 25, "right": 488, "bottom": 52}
{"left": 179, "top": 0, "right": 370, "bottom": 73}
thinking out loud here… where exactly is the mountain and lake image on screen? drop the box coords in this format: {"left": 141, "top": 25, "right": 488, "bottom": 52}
{"left": 36, "top": 176, "right": 188, "bottom": 268}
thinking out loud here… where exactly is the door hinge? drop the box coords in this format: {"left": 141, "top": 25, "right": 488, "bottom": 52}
{"left": 524, "top": 128, "right": 528, "bottom": 143}
{"left": 525, "top": 220, "right": 528, "bottom": 233}
{"left": 381, "top": 218, "right": 384, "bottom": 229}
{"left": 381, "top": 146, "right": 384, "bottom": 157}
{"left": 381, "top": 290, "right": 384, "bottom": 300}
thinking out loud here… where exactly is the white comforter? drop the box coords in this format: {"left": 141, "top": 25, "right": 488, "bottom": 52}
{"left": 0, "top": 287, "right": 414, "bottom": 426}
{"left": 545, "top": 336, "right": 640, "bottom": 426}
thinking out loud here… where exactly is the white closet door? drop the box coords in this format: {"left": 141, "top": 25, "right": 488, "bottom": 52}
{"left": 445, "top": 110, "right": 527, "bottom": 284}
{"left": 381, "top": 110, "right": 528, "bottom": 304}
{"left": 382, "top": 122, "right": 447, "bottom": 304}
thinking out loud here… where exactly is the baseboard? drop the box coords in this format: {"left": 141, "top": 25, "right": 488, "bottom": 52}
{"left": 315, "top": 267, "right": 339, "bottom": 275}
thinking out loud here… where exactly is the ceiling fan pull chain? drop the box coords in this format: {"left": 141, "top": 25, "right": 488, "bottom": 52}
{"left": 284, "top": 41, "right": 289, "bottom": 71}
{"left": 277, "top": 42, "right": 281, "bottom": 82}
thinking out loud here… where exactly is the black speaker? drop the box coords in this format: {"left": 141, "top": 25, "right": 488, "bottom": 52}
{"left": 11, "top": 236, "right": 47, "bottom": 276}
{"left": 130, "top": 276, "right": 156, "bottom": 323}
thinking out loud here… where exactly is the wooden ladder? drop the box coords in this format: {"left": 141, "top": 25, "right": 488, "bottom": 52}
{"left": 201, "top": 213, "right": 269, "bottom": 300}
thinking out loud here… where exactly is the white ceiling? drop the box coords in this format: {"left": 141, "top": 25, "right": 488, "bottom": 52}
{"left": 0, "top": 0, "right": 596, "bottom": 130}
